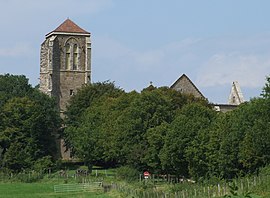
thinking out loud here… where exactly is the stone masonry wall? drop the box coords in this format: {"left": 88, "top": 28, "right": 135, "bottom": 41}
{"left": 172, "top": 77, "right": 203, "bottom": 98}
{"left": 40, "top": 32, "right": 91, "bottom": 160}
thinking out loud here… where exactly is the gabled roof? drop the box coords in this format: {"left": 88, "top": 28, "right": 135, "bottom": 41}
{"left": 46, "top": 19, "right": 90, "bottom": 37}
{"left": 170, "top": 74, "right": 205, "bottom": 99}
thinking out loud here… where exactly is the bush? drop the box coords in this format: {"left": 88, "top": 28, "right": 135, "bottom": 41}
{"left": 17, "top": 171, "right": 44, "bottom": 183}
{"left": 116, "top": 166, "right": 140, "bottom": 182}
{"left": 33, "top": 156, "right": 53, "bottom": 172}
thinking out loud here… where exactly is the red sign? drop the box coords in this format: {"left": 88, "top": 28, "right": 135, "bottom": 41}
{"left": 144, "top": 171, "right": 150, "bottom": 177}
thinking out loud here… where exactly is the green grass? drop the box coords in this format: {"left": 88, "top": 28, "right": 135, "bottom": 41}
{"left": 0, "top": 183, "right": 112, "bottom": 198}
{"left": 0, "top": 167, "right": 121, "bottom": 198}
{"left": 1, "top": 166, "right": 269, "bottom": 198}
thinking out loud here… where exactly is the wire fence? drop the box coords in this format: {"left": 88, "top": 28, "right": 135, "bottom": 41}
{"left": 54, "top": 182, "right": 103, "bottom": 193}
{"left": 0, "top": 168, "right": 110, "bottom": 183}
{"left": 112, "top": 174, "right": 270, "bottom": 198}
{"left": 0, "top": 169, "right": 269, "bottom": 197}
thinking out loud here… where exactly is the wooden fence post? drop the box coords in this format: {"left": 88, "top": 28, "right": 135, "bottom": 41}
{"left": 218, "top": 184, "right": 221, "bottom": 196}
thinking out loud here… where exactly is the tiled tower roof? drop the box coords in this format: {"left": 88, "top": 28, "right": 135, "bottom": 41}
{"left": 46, "top": 19, "right": 90, "bottom": 37}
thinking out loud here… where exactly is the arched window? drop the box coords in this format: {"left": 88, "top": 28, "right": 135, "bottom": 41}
{"left": 65, "top": 38, "right": 80, "bottom": 70}
{"left": 65, "top": 43, "right": 71, "bottom": 69}
{"left": 73, "top": 44, "right": 78, "bottom": 70}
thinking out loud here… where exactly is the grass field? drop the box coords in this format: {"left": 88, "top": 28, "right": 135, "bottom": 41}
{"left": 0, "top": 165, "right": 269, "bottom": 198}
{"left": 0, "top": 183, "right": 113, "bottom": 198}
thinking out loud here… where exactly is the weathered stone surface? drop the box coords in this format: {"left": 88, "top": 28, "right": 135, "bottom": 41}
{"left": 170, "top": 74, "right": 205, "bottom": 99}
{"left": 39, "top": 20, "right": 91, "bottom": 160}
{"left": 228, "top": 81, "right": 244, "bottom": 105}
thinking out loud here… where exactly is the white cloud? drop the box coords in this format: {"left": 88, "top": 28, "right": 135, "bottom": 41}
{"left": 93, "top": 34, "right": 270, "bottom": 94}
{"left": 93, "top": 36, "right": 207, "bottom": 91}
{"left": 0, "top": 43, "right": 34, "bottom": 57}
{"left": 197, "top": 52, "right": 270, "bottom": 88}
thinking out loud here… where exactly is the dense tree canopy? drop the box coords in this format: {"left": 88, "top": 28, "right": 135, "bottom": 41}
{"left": 0, "top": 74, "right": 61, "bottom": 172}
{"left": 64, "top": 81, "right": 124, "bottom": 127}
{"left": 64, "top": 76, "right": 270, "bottom": 180}
{"left": 3, "top": 73, "right": 269, "bottom": 180}
{"left": 64, "top": 83, "right": 210, "bottom": 170}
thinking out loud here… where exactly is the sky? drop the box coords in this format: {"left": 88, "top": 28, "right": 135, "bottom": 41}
{"left": 1, "top": 0, "right": 270, "bottom": 103}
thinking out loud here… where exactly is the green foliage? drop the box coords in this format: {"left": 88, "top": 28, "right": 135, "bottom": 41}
{"left": 33, "top": 156, "right": 53, "bottom": 172}
{"left": 143, "top": 123, "right": 169, "bottom": 172}
{"left": 64, "top": 85, "right": 208, "bottom": 171}
{"left": 223, "top": 182, "right": 262, "bottom": 198}
{"left": 63, "top": 81, "right": 124, "bottom": 165}
{"left": 116, "top": 166, "right": 140, "bottom": 182}
{"left": 0, "top": 74, "right": 61, "bottom": 172}
{"left": 0, "top": 74, "right": 32, "bottom": 108}
{"left": 64, "top": 81, "right": 124, "bottom": 127}
{"left": 0, "top": 183, "right": 111, "bottom": 198}
{"left": 160, "top": 103, "right": 216, "bottom": 177}
{"left": 261, "top": 76, "right": 270, "bottom": 99}
{"left": 238, "top": 99, "right": 270, "bottom": 173}
{"left": 63, "top": 75, "right": 270, "bottom": 181}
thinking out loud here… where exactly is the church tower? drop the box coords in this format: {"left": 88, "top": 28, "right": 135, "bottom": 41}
{"left": 39, "top": 19, "right": 91, "bottom": 114}
{"left": 39, "top": 19, "right": 91, "bottom": 159}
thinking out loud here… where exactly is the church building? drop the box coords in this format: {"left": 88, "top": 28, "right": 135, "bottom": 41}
{"left": 171, "top": 74, "right": 245, "bottom": 113}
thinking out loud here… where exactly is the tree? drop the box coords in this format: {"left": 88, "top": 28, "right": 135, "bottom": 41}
{"left": 0, "top": 97, "right": 60, "bottom": 171}
{"left": 0, "top": 74, "right": 61, "bottom": 171}
{"left": 113, "top": 87, "right": 180, "bottom": 169}
{"left": 64, "top": 81, "right": 124, "bottom": 127}
{"left": 160, "top": 103, "right": 216, "bottom": 177}
{"left": 238, "top": 98, "right": 270, "bottom": 173}
{"left": 261, "top": 75, "right": 270, "bottom": 98}
{"left": 64, "top": 85, "right": 208, "bottom": 170}
{"left": 63, "top": 81, "right": 125, "bottom": 167}
{"left": 143, "top": 123, "right": 169, "bottom": 173}
{"left": 0, "top": 74, "right": 32, "bottom": 108}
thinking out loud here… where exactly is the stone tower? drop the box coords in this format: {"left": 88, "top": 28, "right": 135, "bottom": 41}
{"left": 40, "top": 19, "right": 91, "bottom": 114}
{"left": 39, "top": 19, "right": 91, "bottom": 159}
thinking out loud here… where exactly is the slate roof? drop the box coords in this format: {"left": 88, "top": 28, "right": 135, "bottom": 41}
{"left": 46, "top": 19, "right": 90, "bottom": 37}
